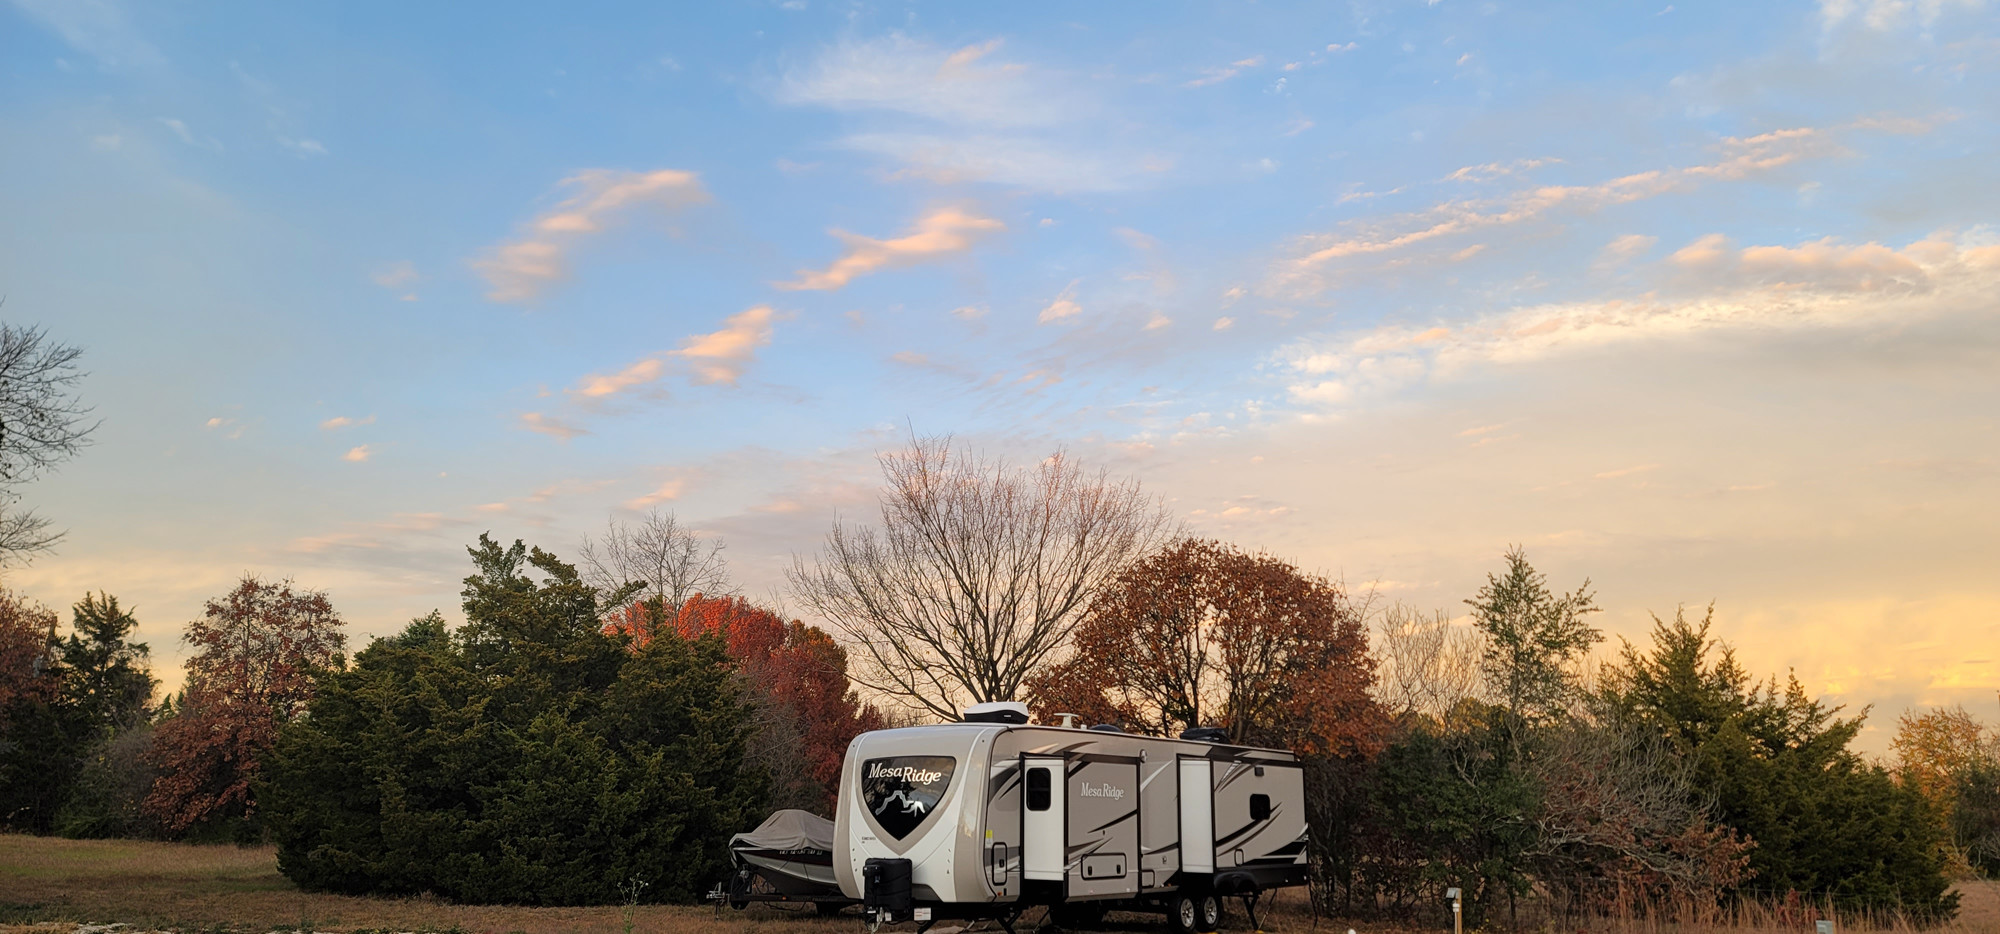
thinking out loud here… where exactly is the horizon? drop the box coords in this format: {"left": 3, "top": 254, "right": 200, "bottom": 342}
{"left": 4, "top": 0, "right": 1997, "bottom": 755}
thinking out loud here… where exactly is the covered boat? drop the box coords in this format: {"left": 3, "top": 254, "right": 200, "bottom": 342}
{"left": 723, "top": 809, "right": 853, "bottom": 909}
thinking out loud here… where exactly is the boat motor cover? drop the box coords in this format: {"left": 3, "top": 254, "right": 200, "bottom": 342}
{"left": 731, "top": 809, "right": 837, "bottom": 853}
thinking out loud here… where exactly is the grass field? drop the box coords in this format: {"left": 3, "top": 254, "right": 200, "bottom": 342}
{"left": 2, "top": 834, "right": 1996, "bottom": 934}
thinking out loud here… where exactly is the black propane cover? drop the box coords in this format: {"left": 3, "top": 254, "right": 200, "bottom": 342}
{"left": 863, "top": 857, "right": 914, "bottom": 923}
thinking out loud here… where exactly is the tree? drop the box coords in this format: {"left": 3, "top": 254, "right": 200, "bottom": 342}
{"left": 0, "top": 587, "right": 63, "bottom": 828}
{"left": 1465, "top": 546, "right": 1601, "bottom": 721}
{"left": 144, "top": 576, "right": 345, "bottom": 837}
{"left": 1026, "top": 538, "right": 1379, "bottom": 756}
{"left": 607, "top": 592, "right": 885, "bottom": 812}
{"left": 577, "top": 509, "right": 730, "bottom": 617}
{"left": 0, "top": 323, "right": 97, "bottom": 564}
{"left": 1375, "top": 603, "right": 1487, "bottom": 721}
{"left": 59, "top": 593, "right": 155, "bottom": 736}
{"left": 1894, "top": 705, "right": 2000, "bottom": 877}
{"left": 1601, "top": 606, "right": 1957, "bottom": 919}
{"left": 265, "top": 536, "right": 766, "bottom": 904}
{"left": 790, "top": 435, "right": 1172, "bottom": 720}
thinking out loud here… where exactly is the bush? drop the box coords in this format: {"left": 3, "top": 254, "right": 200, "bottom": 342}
{"left": 263, "top": 536, "right": 765, "bottom": 905}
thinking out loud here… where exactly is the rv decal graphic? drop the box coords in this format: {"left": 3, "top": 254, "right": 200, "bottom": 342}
{"left": 861, "top": 756, "right": 956, "bottom": 840}
{"left": 1078, "top": 782, "right": 1127, "bottom": 800}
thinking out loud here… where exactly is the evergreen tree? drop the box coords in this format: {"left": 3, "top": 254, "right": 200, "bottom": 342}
{"left": 265, "top": 535, "right": 766, "bottom": 905}
{"left": 1465, "top": 547, "right": 1600, "bottom": 722}
{"left": 1602, "top": 606, "right": 1957, "bottom": 919}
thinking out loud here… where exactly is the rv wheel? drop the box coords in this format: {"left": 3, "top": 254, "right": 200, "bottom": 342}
{"left": 1169, "top": 894, "right": 1201, "bottom": 934}
{"left": 1195, "top": 894, "right": 1223, "bottom": 933}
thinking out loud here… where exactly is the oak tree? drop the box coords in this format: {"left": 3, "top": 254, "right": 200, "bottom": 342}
{"left": 144, "top": 576, "right": 344, "bottom": 835}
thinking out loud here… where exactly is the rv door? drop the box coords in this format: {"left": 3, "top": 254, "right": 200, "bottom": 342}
{"left": 1178, "top": 758, "right": 1214, "bottom": 875}
{"left": 1021, "top": 756, "right": 1066, "bottom": 881}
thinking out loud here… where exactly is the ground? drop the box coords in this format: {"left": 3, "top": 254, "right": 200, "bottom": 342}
{"left": 1, "top": 835, "right": 1995, "bottom": 934}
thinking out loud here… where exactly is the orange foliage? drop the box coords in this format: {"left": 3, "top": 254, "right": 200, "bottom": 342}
{"left": 607, "top": 594, "right": 884, "bottom": 808}
{"left": 144, "top": 577, "right": 345, "bottom": 833}
{"left": 0, "top": 589, "right": 59, "bottom": 726}
{"left": 1028, "top": 538, "right": 1382, "bottom": 758}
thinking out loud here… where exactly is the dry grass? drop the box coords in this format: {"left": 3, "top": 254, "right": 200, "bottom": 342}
{"left": 0, "top": 834, "right": 1994, "bottom": 934}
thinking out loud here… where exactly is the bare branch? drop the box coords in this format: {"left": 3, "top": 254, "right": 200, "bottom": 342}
{"left": 788, "top": 434, "right": 1175, "bottom": 721}
{"left": 577, "top": 509, "right": 731, "bottom": 615}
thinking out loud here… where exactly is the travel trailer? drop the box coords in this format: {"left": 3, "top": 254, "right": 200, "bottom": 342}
{"left": 832, "top": 703, "right": 1310, "bottom": 933}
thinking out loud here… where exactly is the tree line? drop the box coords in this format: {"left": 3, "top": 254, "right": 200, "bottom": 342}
{"left": 0, "top": 324, "right": 1993, "bottom": 923}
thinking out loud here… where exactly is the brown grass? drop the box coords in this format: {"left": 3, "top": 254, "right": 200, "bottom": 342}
{"left": 0, "top": 834, "right": 1994, "bottom": 934}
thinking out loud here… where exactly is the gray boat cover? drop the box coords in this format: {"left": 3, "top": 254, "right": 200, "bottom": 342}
{"left": 731, "top": 809, "right": 836, "bottom": 853}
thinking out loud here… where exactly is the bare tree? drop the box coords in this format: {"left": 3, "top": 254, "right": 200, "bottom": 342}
{"left": 0, "top": 323, "right": 96, "bottom": 565}
{"left": 789, "top": 435, "right": 1174, "bottom": 721}
{"left": 1374, "top": 603, "right": 1487, "bottom": 720}
{"left": 576, "top": 509, "right": 731, "bottom": 615}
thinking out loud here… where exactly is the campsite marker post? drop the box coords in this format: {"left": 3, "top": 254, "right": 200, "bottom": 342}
{"left": 1444, "top": 888, "right": 1462, "bottom": 934}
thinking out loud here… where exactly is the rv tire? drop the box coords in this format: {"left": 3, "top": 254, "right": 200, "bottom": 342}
{"left": 1196, "top": 893, "right": 1223, "bottom": 933}
{"left": 1169, "top": 894, "right": 1201, "bottom": 934}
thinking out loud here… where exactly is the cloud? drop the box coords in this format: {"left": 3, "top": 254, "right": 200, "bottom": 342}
{"left": 342, "top": 445, "right": 371, "bottom": 462}
{"left": 1275, "top": 231, "right": 2000, "bottom": 410}
{"left": 1214, "top": 316, "right": 1235, "bottom": 331}
{"left": 1598, "top": 234, "right": 1660, "bottom": 267}
{"left": 1038, "top": 280, "right": 1083, "bottom": 323}
{"left": 573, "top": 357, "right": 667, "bottom": 400}
{"left": 777, "top": 207, "right": 1004, "bottom": 291}
{"left": 951, "top": 305, "right": 988, "bottom": 321}
{"left": 320, "top": 415, "right": 375, "bottom": 430}
{"left": 8, "top": 0, "right": 164, "bottom": 68}
{"left": 1187, "top": 55, "right": 1265, "bottom": 88}
{"left": 371, "top": 261, "right": 418, "bottom": 291}
{"left": 519, "top": 412, "right": 588, "bottom": 440}
{"left": 1443, "top": 157, "right": 1561, "bottom": 183}
{"left": 1818, "top": 0, "right": 1989, "bottom": 31}
{"left": 474, "top": 168, "right": 708, "bottom": 302}
{"left": 626, "top": 478, "right": 686, "bottom": 508}
{"left": 776, "top": 34, "right": 1151, "bottom": 191}
{"left": 672, "top": 304, "right": 778, "bottom": 385}
{"left": 564, "top": 305, "right": 780, "bottom": 406}
{"left": 1273, "top": 126, "right": 1854, "bottom": 294}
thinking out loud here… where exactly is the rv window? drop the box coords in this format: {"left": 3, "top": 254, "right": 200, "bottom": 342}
{"left": 1250, "top": 793, "right": 1271, "bottom": 821}
{"left": 1026, "top": 767, "right": 1052, "bottom": 811}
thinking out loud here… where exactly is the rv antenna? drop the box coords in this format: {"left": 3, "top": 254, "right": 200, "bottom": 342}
{"left": 1055, "top": 712, "right": 1079, "bottom": 729}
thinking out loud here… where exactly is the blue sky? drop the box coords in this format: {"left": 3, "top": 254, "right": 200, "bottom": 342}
{"left": 4, "top": 0, "right": 1997, "bottom": 749}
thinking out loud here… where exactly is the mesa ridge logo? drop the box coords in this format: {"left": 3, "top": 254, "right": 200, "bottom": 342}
{"left": 1079, "top": 782, "right": 1126, "bottom": 799}
{"left": 867, "top": 762, "right": 946, "bottom": 785}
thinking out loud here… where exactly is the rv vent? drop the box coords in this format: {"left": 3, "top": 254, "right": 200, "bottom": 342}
{"left": 1179, "top": 726, "right": 1230, "bottom": 743}
{"left": 962, "top": 701, "right": 1031, "bottom": 724}
{"left": 1087, "top": 723, "right": 1124, "bottom": 733}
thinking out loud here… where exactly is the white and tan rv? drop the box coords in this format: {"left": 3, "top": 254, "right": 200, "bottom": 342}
{"left": 833, "top": 703, "right": 1309, "bottom": 933}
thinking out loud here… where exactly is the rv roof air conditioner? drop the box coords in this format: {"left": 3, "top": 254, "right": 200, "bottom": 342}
{"left": 1179, "top": 726, "right": 1230, "bottom": 743}
{"left": 961, "top": 701, "right": 1031, "bottom": 724}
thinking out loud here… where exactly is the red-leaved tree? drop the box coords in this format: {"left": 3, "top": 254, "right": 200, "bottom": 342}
{"left": 608, "top": 593, "right": 883, "bottom": 810}
{"left": 0, "top": 589, "right": 58, "bottom": 725}
{"left": 144, "top": 576, "right": 344, "bottom": 835}
{"left": 1028, "top": 538, "right": 1381, "bottom": 758}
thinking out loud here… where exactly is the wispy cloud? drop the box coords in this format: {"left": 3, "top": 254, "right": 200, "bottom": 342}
{"left": 564, "top": 304, "right": 781, "bottom": 407}
{"left": 8, "top": 0, "right": 164, "bottom": 68}
{"left": 1274, "top": 127, "right": 1853, "bottom": 294}
{"left": 776, "top": 34, "right": 1153, "bottom": 191}
{"left": 626, "top": 478, "right": 686, "bottom": 508}
{"left": 320, "top": 415, "right": 375, "bottom": 430}
{"left": 518, "top": 412, "right": 589, "bottom": 440}
{"left": 1818, "top": 0, "right": 1989, "bottom": 32}
{"left": 342, "top": 445, "right": 371, "bottom": 462}
{"left": 1187, "top": 55, "right": 1264, "bottom": 88}
{"left": 1039, "top": 280, "right": 1083, "bottom": 323}
{"left": 777, "top": 207, "right": 1003, "bottom": 291}
{"left": 1276, "top": 231, "right": 2000, "bottom": 410}
{"left": 475, "top": 169, "right": 708, "bottom": 302}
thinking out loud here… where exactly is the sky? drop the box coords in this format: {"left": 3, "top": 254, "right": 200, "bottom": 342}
{"left": 3, "top": 0, "right": 1997, "bottom": 753}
